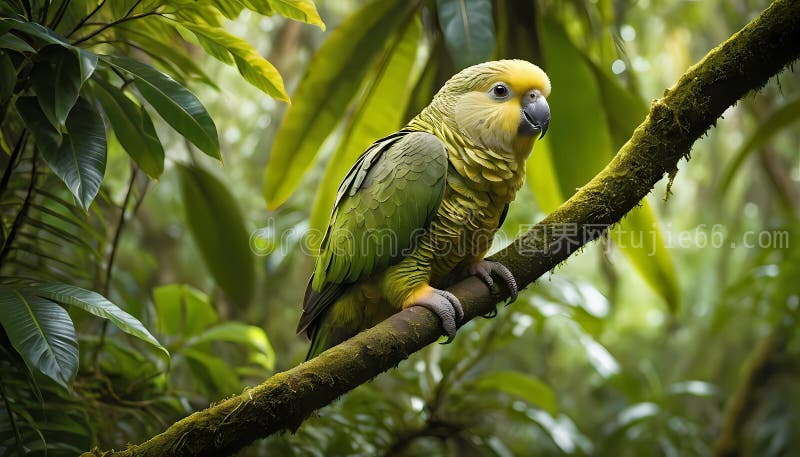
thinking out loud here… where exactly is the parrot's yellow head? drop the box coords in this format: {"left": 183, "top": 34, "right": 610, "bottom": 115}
{"left": 435, "top": 60, "right": 551, "bottom": 158}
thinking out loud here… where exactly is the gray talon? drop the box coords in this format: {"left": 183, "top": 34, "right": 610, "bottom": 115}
{"left": 435, "top": 289, "right": 464, "bottom": 322}
{"left": 413, "top": 289, "right": 464, "bottom": 342}
{"left": 470, "top": 260, "right": 518, "bottom": 303}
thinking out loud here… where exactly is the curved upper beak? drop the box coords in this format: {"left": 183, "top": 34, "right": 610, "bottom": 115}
{"left": 518, "top": 90, "right": 550, "bottom": 139}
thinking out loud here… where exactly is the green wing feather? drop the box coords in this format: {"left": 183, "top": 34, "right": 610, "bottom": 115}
{"left": 297, "top": 131, "right": 448, "bottom": 335}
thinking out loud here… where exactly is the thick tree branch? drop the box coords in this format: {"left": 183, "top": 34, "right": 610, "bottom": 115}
{"left": 83, "top": 1, "right": 800, "bottom": 456}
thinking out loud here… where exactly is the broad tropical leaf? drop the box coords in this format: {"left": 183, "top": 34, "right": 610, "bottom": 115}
{"left": 40, "top": 97, "right": 107, "bottom": 210}
{"left": 90, "top": 79, "right": 165, "bottom": 178}
{"left": 153, "top": 284, "right": 218, "bottom": 338}
{"left": 177, "top": 165, "right": 255, "bottom": 308}
{"left": 470, "top": 370, "right": 557, "bottom": 414}
{"left": 30, "top": 45, "right": 83, "bottom": 129}
{"left": 0, "top": 49, "right": 14, "bottom": 102}
{"left": 0, "top": 288, "right": 78, "bottom": 389}
{"left": 16, "top": 96, "right": 62, "bottom": 153}
{"left": 436, "top": 0, "right": 496, "bottom": 70}
{"left": 101, "top": 55, "right": 220, "bottom": 160}
{"left": 0, "top": 32, "right": 35, "bottom": 52}
{"left": 182, "top": 348, "right": 241, "bottom": 394}
{"left": 189, "top": 322, "right": 275, "bottom": 370}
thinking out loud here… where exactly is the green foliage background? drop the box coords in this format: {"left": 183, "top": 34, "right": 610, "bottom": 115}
{"left": 1, "top": 0, "right": 799, "bottom": 456}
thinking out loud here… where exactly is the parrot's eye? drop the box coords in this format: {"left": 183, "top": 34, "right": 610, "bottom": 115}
{"left": 490, "top": 83, "right": 510, "bottom": 100}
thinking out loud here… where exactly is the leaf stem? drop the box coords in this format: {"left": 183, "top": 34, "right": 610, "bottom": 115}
{"left": 103, "top": 165, "right": 138, "bottom": 296}
{"left": 71, "top": 11, "right": 160, "bottom": 46}
{"left": 93, "top": 165, "right": 139, "bottom": 371}
{"left": 0, "top": 148, "right": 38, "bottom": 271}
{"left": 65, "top": 0, "right": 107, "bottom": 38}
{"left": 48, "top": 0, "right": 71, "bottom": 30}
{"left": 0, "top": 130, "right": 28, "bottom": 202}
{"left": 0, "top": 373, "right": 26, "bottom": 457}
{"left": 39, "top": 0, "right": 51, "bottom": 24}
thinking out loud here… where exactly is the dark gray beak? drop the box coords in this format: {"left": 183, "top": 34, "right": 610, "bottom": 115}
{"left": 518, "top": 90, "right": 550, "bottom": 138}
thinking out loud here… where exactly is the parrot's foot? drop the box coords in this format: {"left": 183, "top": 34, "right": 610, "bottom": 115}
{"left": 410, "top": 288, "right": 464, "bottom": 342}
{"left": 469, "top": 260, "right": 518, "bottom": 303}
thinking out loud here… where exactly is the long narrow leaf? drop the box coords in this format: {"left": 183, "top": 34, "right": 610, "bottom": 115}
{"left": 536, "top": 16, "right": 679, "bottom": 310}
{"left": 719, "top": 97, "right": 800, "bottom": 194}
{"left": 263, "top": 0, "right": 411, "bottom": 209}
{"left": 181, "top": 23, "right": 288, "bottom": 102}
{"left": 264, "top": 0, "right": 325, "bottom": 30}
{"left": 29, "top": 283, "right": 169, "bottom": 359}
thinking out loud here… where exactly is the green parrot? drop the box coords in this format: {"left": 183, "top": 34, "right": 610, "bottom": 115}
{"left": 298, "top": 59, "right": 551, "bottom": 359}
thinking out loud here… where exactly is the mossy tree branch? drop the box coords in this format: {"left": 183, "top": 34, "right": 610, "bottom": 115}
{"left": 83, "top": 1, "right": 800, "bottom": 456}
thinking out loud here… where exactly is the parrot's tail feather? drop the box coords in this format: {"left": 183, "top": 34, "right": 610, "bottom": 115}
{"left": 305, "top": 323, "right": 327, "bottom": 360}
{"left": 304, "top": 312, "right": 357, "bottom": 360}
{"left": 297, "top": 277, "right": 348, "bottom": 335}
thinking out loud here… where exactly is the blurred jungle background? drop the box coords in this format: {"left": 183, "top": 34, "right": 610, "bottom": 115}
{"left": 0, "top": 0, "right": 798, "bottom": 455}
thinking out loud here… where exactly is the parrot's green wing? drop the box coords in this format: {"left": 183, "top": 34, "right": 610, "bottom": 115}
{"left": 297, "top": 131, "right": 448, "bottom": 334}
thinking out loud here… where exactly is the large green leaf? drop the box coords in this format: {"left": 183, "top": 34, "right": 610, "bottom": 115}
{"left": 0, "top": 17, "right": 68, "bottom": 47}
{"left": 177, "top": 165, "right": 255, "bottom": 308}
{"left": 470, "top": 371, "right": 557, "bottom": 414}
{"left": 537, "top": 17, "right": 613, "bottom": 198}
{"left": 0, "top": 288, "right": 78, "bottom": 389}
{"left": 587, "top": 52, "right": 680, "bottom": 310}
{"left": 153, "top": 284, "right": 218, "bottom": 338}
{"left": 189, "top": 322, "right": 275, "bottom": 370}
{"left": 90, "top": 79, "right": 165, "bottom": 178}
{"left": 308, "top": 17, "right": 422, "bottom": 246}
{"left": 526, "top": 137, "right": 564, "bottom": 212}
{"left": 0, "top": 50, "right": 14, "bottom": 103}
{"left": 0, "top": 32, "right": 36, "bottom": 52}
{"left": 101, "top": 55, "right": 220, "bottom": 160}
{"left": 263, "top": 0, "right": 412, "bottom": 209}
{"left": 402, "top": 45, "right": 439, "bottom": 124}
{"left": 0, "top": 18, "right": 97, "bottom": 80}
{"left": 264, "top": 0, "right": 325, "bottom": 30}
{"left": 182, "top": 347, "right": 241, "bottom": 394}
{"left": 30, "top": 45, "right": 82, "bottom": 129}
{"left": 181, "top": 23, "right": 288, "bottom": 102}
{"left": 719, "top": 97, "right": 800, "bottom": 194}
{"left": 40, "top": 96, "right": 107, "bottom": 210}
{"left": 29, "top": 282, "right": 169, "bottom": 359}
{"left": 436, "top": 0, "right": 496, "bottom": 70}
{"left": 16, "top": 96, "right": 62, "bottom": 153}
{"left": 534, "top": 16, "right": 679, "bottom": 310}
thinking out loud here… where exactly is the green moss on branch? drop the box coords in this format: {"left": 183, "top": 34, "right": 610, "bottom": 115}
{"left": 83, "top": 1, "right": 800, "bottom": 455}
